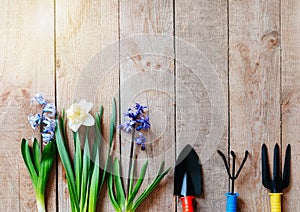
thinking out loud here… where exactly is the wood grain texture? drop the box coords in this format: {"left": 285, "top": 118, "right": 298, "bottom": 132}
{"left": 175, "top": 0, "right": 228, "bottom": 211}
{"left": 0, "top": 0, "right": 56, "bottom": 211}
{"left": 281, "top": 0, "right": 300, "bottom": 210}
{"left": 119, "top": 0, "right": 174, "bottom": 211}
{"left": 2, "top": 0, "right": 300, "bottom": 211}
{"left": 229, "top": 0, "right": 281, "bottom": 211}
{"left": 55, "top": 0, "right": 119, "bottom": 211}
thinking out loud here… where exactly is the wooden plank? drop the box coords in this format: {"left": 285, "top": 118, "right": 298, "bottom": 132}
{"left": 119, "top": 0, "right": 174, "bottom": 211}
{"left": 55, "top": 0, "right": 119, "bottom": 211}
{"left": 229, "top": 0, "right": 281, "bottom": 211}
{"left": 281, "top": 0, "right": 300, "bottom": 210}
{"left": 175, "top": 0, "right": 228, "bottom": 210}
{"left": 0, "top": 0, "right": 55, "bottom": 211}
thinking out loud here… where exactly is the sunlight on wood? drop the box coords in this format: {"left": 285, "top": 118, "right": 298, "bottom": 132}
{"left": 27, "top": 4, "right": 53, "bottom": 37}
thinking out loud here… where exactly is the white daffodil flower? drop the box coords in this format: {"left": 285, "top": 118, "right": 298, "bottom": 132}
{"left": 66, "top": 99, "right": 95, "bottom": 132}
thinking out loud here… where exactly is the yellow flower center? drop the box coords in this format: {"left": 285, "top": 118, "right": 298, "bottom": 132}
{"left": 66, "top": 104, "right": 86, "bottom": 124}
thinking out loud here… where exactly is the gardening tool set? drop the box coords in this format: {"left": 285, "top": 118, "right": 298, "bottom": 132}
{"left": 173, "top": 143, "right": 291, "bottom": 212}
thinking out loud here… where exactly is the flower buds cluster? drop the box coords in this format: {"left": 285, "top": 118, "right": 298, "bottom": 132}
{"left": 28, "top": 94, "right": 56, "bottom": 144}
{"left": 119, "top": 103, "right": 150, "bottom": 150}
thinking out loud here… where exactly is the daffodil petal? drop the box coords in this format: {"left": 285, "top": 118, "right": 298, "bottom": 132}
{"left": 79, "top": 99, "right": 93, "bottom": 112}
{"left": 65, "top": 107, "right": 73, "bottom": 116}
{"left": 69, "top": 121, "right": 82, "bottom": 132}
{"left": 82, "top": 113, "right": 95, "bottom": 126}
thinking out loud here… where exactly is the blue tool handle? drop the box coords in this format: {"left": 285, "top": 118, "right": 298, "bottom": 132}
{"left": 226, "top": 192, "right": 239, "bottom": 212}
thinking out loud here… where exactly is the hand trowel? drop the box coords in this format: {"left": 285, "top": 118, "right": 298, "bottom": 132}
{"left": 174, "top": 144, "right": 202, "bottom": 212}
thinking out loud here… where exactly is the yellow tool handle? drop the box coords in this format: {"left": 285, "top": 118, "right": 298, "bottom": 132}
{"left": 269, "top": 193, "right": 283, "bottom": 212}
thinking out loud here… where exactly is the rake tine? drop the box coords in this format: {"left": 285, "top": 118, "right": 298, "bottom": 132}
{"left": 235, "top": 150, "right": 249, "bottom": 179}
{"left": 218, "top": 149, "right": 249, "bottom": 195}
{"left": 230, "top": 151, "right": 236, "bottom": 158}
{"left": 230, "top": 151, "right": 236, "bottom": 179}
{"left": 230, "top": 151, "right": 236, "bottom": 194}
{"left": 282, "top": 144, "right": 291, "bottom": 190}
{"left": 217, "top": 150, "right": 231, "bottom": 178}
{"left": 262, "top": 144, "right": 272, "bottom": 190}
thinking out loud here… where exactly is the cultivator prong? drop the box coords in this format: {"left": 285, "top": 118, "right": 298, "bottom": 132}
{"left": 273, "top": 144, "right": 280, "bottom": 192}
{"left": 262, "top": 144, "right": 272, "bottom": 190}
{"left": 282, "top": 144, "right": 291, "bottom": 190}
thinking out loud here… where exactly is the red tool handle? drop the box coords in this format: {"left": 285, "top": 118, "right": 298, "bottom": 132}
{"left": 180, "top": 196, "right": 194, "bottom": 212}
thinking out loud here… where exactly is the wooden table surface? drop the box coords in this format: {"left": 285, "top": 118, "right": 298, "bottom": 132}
{"left": 1, "top": 0, "right": 299, "bottom": 211}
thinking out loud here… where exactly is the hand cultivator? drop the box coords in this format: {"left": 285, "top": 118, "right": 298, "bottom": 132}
{"left": 261, "top": 143, "right": 291, "bottom": 212}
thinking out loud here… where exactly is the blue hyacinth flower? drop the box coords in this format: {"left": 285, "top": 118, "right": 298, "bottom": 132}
{"left": 31, "top": 94, "right": 48, "bottom": 106}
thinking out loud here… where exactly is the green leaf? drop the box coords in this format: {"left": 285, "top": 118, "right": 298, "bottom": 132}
{"left": 92, "top": 106, "right": 103, "bottom": 161}
{"left": 21, "top": 139, "right": 38, "bottom": 184}
{"left": 79, "top": 129, "right": 90, "bottom": 211}
{"left": 55, "top": 118, "right": 79, "bottom": 211}
{"left": 60, "top": 109, "right": 68, "bottom": 143}
{"left": 128, "top": 158, "right": 135, "bottom": 196}
{"left": 99, "top": 100, "right": 116, "bottom": 197}
{"left": 88, "top": 147, "right": 100, "bottom": 212}
{"left": 113, "top": 158, "right": 126, "bottom": 210}
{"left": 41, "top": 141, "right": 56, "bottom": 162}
{"left": 126, "top": 160, "right": 148, "bottom": 209}
{"left": 37, "top": 141, "right": 56, "bottom": 195}
{"left": 68, "top": 180, "right": 77, "bottom": 212}
{"left": 90, "top": 106, "right": 104, "bottom": 200}
{"left": 107, "top": 157, "right": 121, "bottom": 212}
{"left": 109, "top": 98, "right": 116, "bottom": 149}
{"left": 96, "top": 105, "right": 103, "bottom": 131}
{"left": 99, "top": 156, "right": 109, "bottom": 198}
{"left": 32, "top": 138, "right": 41, "bottom": 174}
{"left": 132, "top": 164, "right": 171, "bottom": 211}
{"left": 82, "top": 176, "right": 90, "bottom": 212}
{"left": 157, "top": 161, "right": 165, "bottom": 176}
{"left": 74, "top": 131, "right": 82, "bottom": 201}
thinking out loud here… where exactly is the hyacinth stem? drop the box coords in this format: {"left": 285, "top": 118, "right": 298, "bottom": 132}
{"left": 36, "top": 191, "right": 46, "bottom": 212}
{"left": 127, "top": 129, "right": 135, "bottom": 195}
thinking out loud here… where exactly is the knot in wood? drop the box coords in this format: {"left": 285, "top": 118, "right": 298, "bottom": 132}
{"left": 261, "top": 31, "right": 280, "bottom": 49}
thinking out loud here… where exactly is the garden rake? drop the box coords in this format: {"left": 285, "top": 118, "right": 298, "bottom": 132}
{"left": 218, "top": 149, "right": 249, "bottom": 212}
